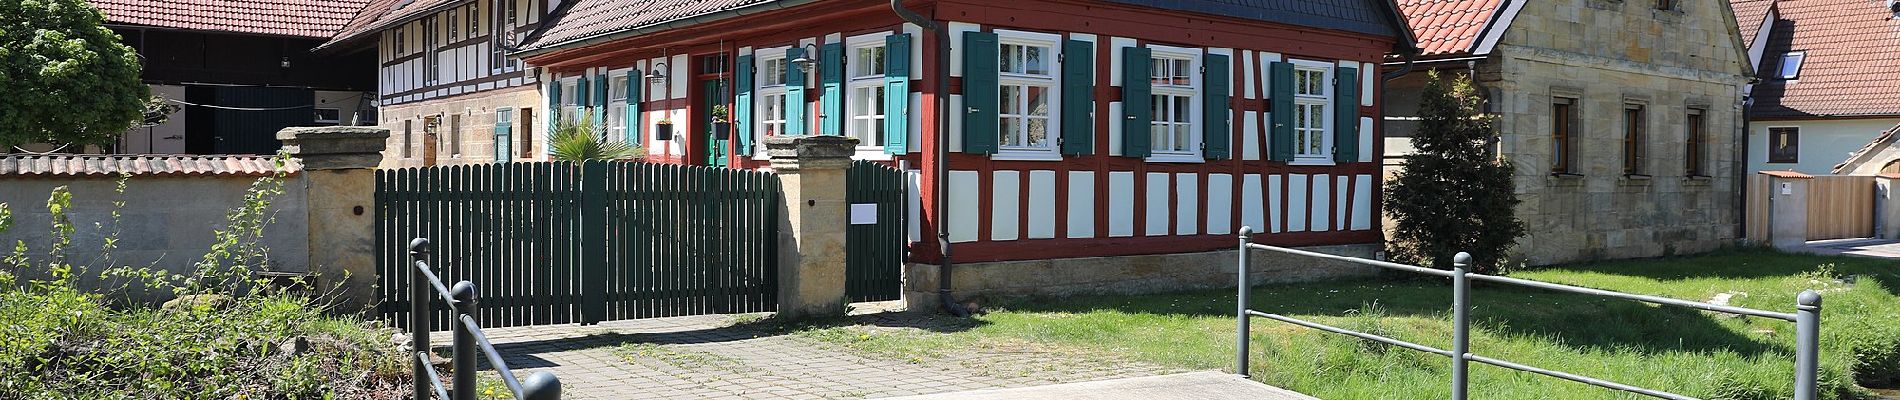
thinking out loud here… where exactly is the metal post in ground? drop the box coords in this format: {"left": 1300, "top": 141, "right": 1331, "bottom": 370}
{"left": 523, "top": 371, "right": 563, "bottom": 400}
{"left": 1794, "top": 289, "right": 1822, "bottom": 400}
{"left": 409, "top": 238, "right": 432, "bottom": 400}
{"left": 452, "top": 281, "right": 477, "bottom": 400}
{"left": 1451, "top": 252, "right": 1472, "bottom": 400}
{"left": 1236, "top": 226, "right": 1254, "bottom": 377}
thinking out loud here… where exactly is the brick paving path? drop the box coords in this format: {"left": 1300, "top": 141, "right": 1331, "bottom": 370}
{"left": 430, "top": 305, "right": 1176, "bottom": 399}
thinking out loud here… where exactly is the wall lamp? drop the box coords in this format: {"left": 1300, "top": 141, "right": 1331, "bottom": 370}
{"left": 644, "top": 62, "right": 668, "bottom": 83}
{"left": 789, "top": 43, "right": 820, "bottom": 73}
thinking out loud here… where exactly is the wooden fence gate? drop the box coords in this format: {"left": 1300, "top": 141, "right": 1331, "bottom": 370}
{"left": 375, "top": 161, "right": 781, "bottom": 328}
{"left": 845, "top": 161, "right": 907, "bottom": 302}
{"left": 1746, "top": 174, "right": 1877, "bottom": 242}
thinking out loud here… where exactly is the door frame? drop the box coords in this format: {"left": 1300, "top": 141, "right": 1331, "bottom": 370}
{"left": 690, "top": 53, "right": 733, "bottom": 167}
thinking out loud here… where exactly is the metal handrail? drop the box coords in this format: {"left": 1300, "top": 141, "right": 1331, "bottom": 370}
{"left": 1233, "top": 227, "right": 1823, "bottom": 400}
{"left": 409, "top": 238, "right": 563, "bottom": 400}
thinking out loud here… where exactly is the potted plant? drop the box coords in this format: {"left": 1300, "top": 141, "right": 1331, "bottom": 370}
{"left": 709, "top": 105, "right": 733, "bottom": 140}
{"left": 653, "top": 118, "right": 673, "bottom": 141}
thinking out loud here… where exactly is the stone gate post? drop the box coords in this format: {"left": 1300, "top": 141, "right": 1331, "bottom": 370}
{"left": 765, "top": 135, "right": 857, "bottom": 320}
{"left": 279, "top": 126, "right": 390, "bottom": 312}
{"left": 1879, "top": 174, "right": 1899, "bottom": 240}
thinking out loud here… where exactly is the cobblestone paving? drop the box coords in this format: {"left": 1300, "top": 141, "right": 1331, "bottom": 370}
{"left": 430, "top": 304, "right": 1177, "bottom": 399}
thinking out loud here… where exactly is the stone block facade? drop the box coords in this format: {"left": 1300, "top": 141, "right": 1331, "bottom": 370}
{"left": 1387, "top": 0, "right": 1752, "bottom": 265}
{"left": 376, "top": 85, "right": 546, "bottom": 168}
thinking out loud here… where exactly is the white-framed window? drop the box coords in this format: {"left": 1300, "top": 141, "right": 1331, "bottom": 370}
{"left": 846, "top": 33, "right": 889, "bottom": 157}
{"left": 560, "top": 77, "right": 579, "bottom": 124}
{"left": 607, "top": 70, "right": 630, "bottom": 142}
{"left": 994, "top": 29, "right": 1062, "bottom": 161}
{"left": 1777, "top": 51, "right": 1805, "bottom": 80}
{"left": 1290, "top": 59, "right": 1334, "bottom": 164}
{"left": 1147, "top": 45, "right": 1201, "bottom": 162}
{"left": 314, "top": 108, "right": 341, "bottom": 124}
{"left": 754, "top": 47, "right": 791, "bottom": 158}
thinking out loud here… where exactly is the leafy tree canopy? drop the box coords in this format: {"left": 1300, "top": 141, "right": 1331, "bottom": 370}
{"left": 1383, "top": 71, "right": 1524, "bottom": 273}
{"left": 0, "top": 0, "right": 147, "bottom": 148}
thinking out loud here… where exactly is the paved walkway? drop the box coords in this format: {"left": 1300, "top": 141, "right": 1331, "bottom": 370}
{"left": 431, "top": 304, "right": 1179, "bottom": 399}
{"left": 881, "top": 372, "right": 1318, "bottom": 400}
{"left": 1803, "top": 238, "right": 1900, "bottom": 259}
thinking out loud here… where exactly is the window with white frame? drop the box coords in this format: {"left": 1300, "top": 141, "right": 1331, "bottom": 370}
{"left": 608, "top": 73, "right": 629, "bottom": 142}
{"left": 1149, "top": 48, "right": 1198, "bottom": 159}
{"left": 560, "top": 78, "right": 579, "bottom": 124}
{"left": 1291, "top": 61, "right": 1332, "bottom": 162}
{"left": 995, "top": 30, "right": 1060, "bottom": 159}
{"left": 755, "top": 49, "right": 790, "bottom": 155}
{"left": 846, "top": 34, "right": 888, "bottom": 152}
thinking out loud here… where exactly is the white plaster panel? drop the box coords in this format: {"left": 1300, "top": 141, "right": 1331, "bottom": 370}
{"left": 1242, "top": 174, "right": 1265, "bottom": 233}
{"left": 1108, "top": 171, "right": 1135, "bottom": 237}
{"left": 1361, "top": 62, "right": 1376, "bottom": 106}
{"left": 1175, "top": 173, "right": 1198, "bottom": 235}
{"left": 1146, "top": 172, "right": 1171, "bottom": 236}
{"left": 1109, "top": 37, "right": 1136, "bottom": 86}
{"left": 1207, "top": 173, "right": 1233, "bottom": 235}
{"left": 908, "top": 169, "right": 923, "bottom": 242}
{"left": 1243, "top": 111, "right": 1261, "bottom": 161}
{"left": 948, "top": 95, "right": 964, "bottom": 152}
{"left": 1107, "top": 102, "right": 1124, "bottom": 156}
{"left": 992, "top": 170, "right": 1022, "bottom": 241}
{"left": 1027, "top": 170, "right": 1057, "bottom": 239}
{"left": 1352, "top": 174, "right": 1373, "bottom": 231}
{"left": 1361, "top": 116, "right": 1375, "bottom": 162}
{"left": 1287, "top": 174, "right": 1306, "bottom": 232}
{"left": 1311, "top": 174, "right": 1331, "bottom": 232}
{"left": 948, "top": 22, "right": 980, "bottom": 77}
{"left": 948, "top": 171, "right": 981, "bottom": 243}
{"left": 1241, "top": 50, "right": 1257, "bottom": 100}
{"left": 1068, "top": 171, "right": 1096, "bottom": 238}
{"left": 1336, "top": 175, "right": 1350, "bottom": 229}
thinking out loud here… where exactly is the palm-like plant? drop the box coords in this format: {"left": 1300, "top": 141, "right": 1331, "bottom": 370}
{"left": 549, "top": 115, "right": 644, "bottom": 161}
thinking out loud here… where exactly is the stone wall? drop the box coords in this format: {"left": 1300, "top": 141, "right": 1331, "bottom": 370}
{"left": 377, "top": 85, "right": 545, "bottom": 168}
{"left": 902, "top": 243, "right": 1382, "bottom": 309}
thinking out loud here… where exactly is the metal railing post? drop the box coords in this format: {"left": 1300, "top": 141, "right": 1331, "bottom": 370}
{"left": 451, "top": 281, "right": 478, "bottom": 400}
{"left": 523, "top": 371, "right": 563, "bottom": 400}
{"left": 1794, "top": 289, "right": 1822, "bottom": 400}
{"left": 1451, "top": 252, "right": 1472, "bottom": 400}
{"left": 1236, "top": 226, "right": 1254, "bottom": 377}
{"left": 408, "top": 238, "right": 433, "bottom": 400}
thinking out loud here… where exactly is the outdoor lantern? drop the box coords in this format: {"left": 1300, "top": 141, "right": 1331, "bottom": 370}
{"left": 790, "top": 44, "right": 819, "bottom": 73}
{"left": 645, "top": 63, "right": 667, "bottom": 83}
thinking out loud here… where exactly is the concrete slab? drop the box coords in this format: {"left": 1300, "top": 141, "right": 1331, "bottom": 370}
{"left": 1802, "top": 238, "right": 1900, "bottom": 259}
{"left": 874, "top": 371, "right": 1318, "bottom": 400}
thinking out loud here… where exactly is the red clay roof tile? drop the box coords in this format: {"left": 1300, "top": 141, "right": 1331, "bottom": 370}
{"left": 1396, "top": 0, "right": 1504, "bottom": 57}
{"left": 1747, "top": 0, "right": 1900, "bottom": 119}
{"left": 0, "top": 154, "right": 300, "bottom": 178}
{"left": 92, "top": 0, "right": 370, "bottom": 38}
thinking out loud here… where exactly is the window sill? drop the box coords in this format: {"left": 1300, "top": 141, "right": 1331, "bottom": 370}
{"left": 991, "top": 151, "right": 1064, "bottom": 162}
{"left": 854, "top": 148, "right": 894, "bottom": 161}
{"left": 1145, "top": 153, "right": 1204, "bottom": 164}
{"left": 1288, "top": 159, "right": 1337, "bottom": 167}
{"left": 1620, "top": 174, "right": 1654, "bottom": 186}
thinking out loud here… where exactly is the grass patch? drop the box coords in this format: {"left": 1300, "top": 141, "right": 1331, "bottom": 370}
{"left": 813, "top": 249, "right": 1900, "bottom": 400}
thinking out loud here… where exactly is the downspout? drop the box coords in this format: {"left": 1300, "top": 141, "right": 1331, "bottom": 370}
{"left": 1737, "top": 79, "right": 1758, "bottom": 243}
{"left": 891, "top": 0, "right": 969, "bottom": 317}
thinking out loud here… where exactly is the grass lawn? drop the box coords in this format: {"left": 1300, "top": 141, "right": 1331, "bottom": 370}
{"left": 799, "top": 249, "right": 1900, "bottom": 400}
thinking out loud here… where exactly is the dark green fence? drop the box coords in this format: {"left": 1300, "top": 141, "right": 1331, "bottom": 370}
{"left": 376, "top": 161, "right": 781, "bottom": 328}
{"left": 844, "top": 160, "right": 907, "bottom": 302}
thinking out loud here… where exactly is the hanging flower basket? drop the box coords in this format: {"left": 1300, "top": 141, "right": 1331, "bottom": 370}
{"left": 654, "top": 121, "right": 673, "bottom": 141}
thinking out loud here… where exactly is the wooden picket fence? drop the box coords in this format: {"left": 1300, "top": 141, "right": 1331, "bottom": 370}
{"left": 844, "top": 160, "right": 908, "bottom": 302}
{"left": 375, "top": 161, "right": 781, "bottom": 329}
{"left": 1746, "top": 173, "right": 1876, "bottom": 242}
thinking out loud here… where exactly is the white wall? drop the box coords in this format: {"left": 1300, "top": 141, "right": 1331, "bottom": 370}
{"left": 1749, "top": 118, "right": 1900, "bottom": 175}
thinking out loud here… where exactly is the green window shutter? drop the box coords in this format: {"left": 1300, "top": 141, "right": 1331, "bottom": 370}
{"left": 821, "top": 42, "right": 845, "bottom": 136}
{"left": 1120, "top": 46, "right": 1152, "bottom": 158}
{"left": 785, "top": 47, "right": 808, "bottom": 136}
{"left": 1060, "top": 39, "right": 1093, "bottom": 156}
{"left": 884, "top": 34, "right": 911, "bottom": 154}
{"left": 1203, "top": 53, "right": 1232, "bottom": 160}
{"left": 546, "top": 80, "right": 561, "bottom": 154}
{"left": 625, "top": 69, "right": 642, "bottom": 144}
{"left": 575, "top": 75, "right": 589, "bottom": 124}
{"left": 1334, "top": 66, "right": 1360, "bottom": 163}
{"left": 735, "top": 54, "right": 756, "bottom": 153}
{"left": 961, "top": 31, "right": 999, "bottom": 154}
{"left": 494, "top": 117, "right": 512, "bottom": 162}
{"left": 593, "top": 73, "right": 608, "bottom": 129}
{"left": 1269, "top": 61, "right": 1294, "bottom": 161}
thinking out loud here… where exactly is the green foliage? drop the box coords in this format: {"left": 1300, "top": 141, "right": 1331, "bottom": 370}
{"left": 1384, "top": 71, "right": 1525, "bottom": 273}
{"left": 549, "top": 115, "right": 644, "bottom": 162}
{"left": 0, "top": 0, "right": 149, "bottom": 147}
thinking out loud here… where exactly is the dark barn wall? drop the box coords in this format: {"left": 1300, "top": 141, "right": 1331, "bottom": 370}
{"left": 115, "top": 27, "right": 376, "bottom": 91}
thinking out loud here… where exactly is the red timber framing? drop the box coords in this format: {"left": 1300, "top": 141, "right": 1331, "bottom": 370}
{"left": 524, "top": 0, "right": 1397, "bottom": 264}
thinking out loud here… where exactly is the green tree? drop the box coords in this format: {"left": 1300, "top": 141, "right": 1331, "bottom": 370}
{"left": 548, "top": 115, "right": 643, "bottom": 161}
{"left": 0, "top": 0, "right": 147, "bottom": 147}
{"left": 1383, "top": 71, "right": 1524, "bottom": 273}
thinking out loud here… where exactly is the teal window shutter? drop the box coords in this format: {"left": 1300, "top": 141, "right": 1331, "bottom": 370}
{"left": 593, "top": 73, "right": 608, "bottom": 129}
{"left": 1060, "top": 39, "right": 1093, "bottom": 156}
{"left": 494, "top": 115, "right": 512, "bottom": 162}
{"left": 785, "top": 47, "right": 808, "bottom": 136}
{"left": 1269, "top": 62, "right": 1294, "bottom": 161}
{"left": 961, "top": 31, "right": 999, "bottom": 154}
{"left": 1203, "top": 53, "right": 1232, "bottom": 160}
{"left": 1334, "top": 66, "right": 1360, "bottom": 163}
{"left": 625, "top": 69, "right": 642, "bottom": 144}
{"left": 821, "top": 42, "right": 845, "bottom": 136}
{"left": 575, "top": 75, "right": 589, "bottom": 124}
{"left": 1120, "top": 46, "right": 1152, "bottom": 158}
{"left": 884, "top": 34, "right": 912, "bottom": 154}
{"left": 735, "top": 54, "right": 756, "bottom": 153}
{"left": 546, "top": 80, "right": 561, "bottom": 154}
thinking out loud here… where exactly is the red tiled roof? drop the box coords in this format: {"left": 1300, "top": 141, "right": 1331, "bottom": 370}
{"left": 519, "top": 0, "right": 773, "bottom": 52}
{"left": 319, "top": 0, "right": 468, "bottom": 49}
{"left": 1730, "top": 0, "right": 1773, "bottom": 48}
{"left": 1748, "top": 0, "right": 1900, "bottom": 119}
{"left": 0, "top": 154, "right": 301, "bottom": 178}
{"left": 316, "top": 0, "right": 405, "bottom": 50}
{"left": 92, "top": 0, "right": 370, "bottom": 39}
{"left": 1395, "top": 0, "right": 1504, "bottom": 57}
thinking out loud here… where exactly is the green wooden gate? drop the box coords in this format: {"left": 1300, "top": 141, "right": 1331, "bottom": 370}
{"left": 845, "top": 160, "right": 907, "bottom": 302}
{"left": 375, "top": 161, "right": 780, "bottom": 328}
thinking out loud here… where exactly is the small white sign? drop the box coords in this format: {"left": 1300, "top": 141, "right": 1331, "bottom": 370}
{"left": 1781, "top": 183, "right": 1793, "bottom": 195}
{"left": 850, "top": 203, "right": 878, "bottom": 225}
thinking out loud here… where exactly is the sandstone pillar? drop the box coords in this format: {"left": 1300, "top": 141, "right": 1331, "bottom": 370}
{"left": 765, "top": 135, "right": 856, "bottom": 320}
{"left": 1878, "top": 174, "right": 1899, "bottom": 240}
{"left": 279, "top": 126, "right": 390, "bottom": 312}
